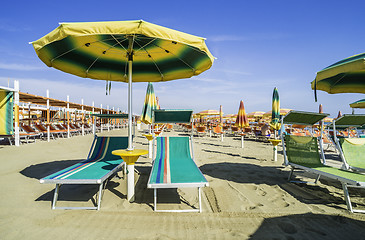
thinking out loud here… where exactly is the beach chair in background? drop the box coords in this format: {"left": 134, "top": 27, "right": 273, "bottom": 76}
{"left": 20, "top": 124, "right": 42, "bottom": 142}
{"left": 148, "top": 109, "right": 209, "bottom": 212}
{"left": 40, "top": 136, "right": 128, "bottom": 210}
{"left": 281, "top": 111, "right": 365, "bottom": 213}
{"left": 331, "top": 114, "right": 365, "bottom": 172}
{"left": 34, "top": 123, "right": 65, "bottom": 139}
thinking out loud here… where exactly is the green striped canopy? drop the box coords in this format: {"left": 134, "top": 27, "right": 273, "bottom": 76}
{"left": 0, "top": 90, "right": 14, "bottom": 135}
{"left": 311, "top": 53, "right": 365, "bottom": 99}
{"left": 31, "top": 20, "right": 214, "bottom": 82}
{"left": 350, "top": 99, "right": 365, "bottom": 109}
{"left": 269, "top": 87, "right": 281, "bottom": 130}
{"left": 141, "top": 82, "right": 157, "bottom": 124}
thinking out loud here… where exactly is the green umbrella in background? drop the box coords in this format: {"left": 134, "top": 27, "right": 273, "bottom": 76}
{"left": 31, "top": 20, "right": 215, "bottom": 150}
{"left": 269, "top": 87, "right": 280, "bottom": 161}
{"left": 141, "top": 82, "right": 157, "bottom": 125}
{"left": 311, "top": 52, "right": 365, "bottom": 101}
{"left": 350, "top": 99, "right": 365, "bottom": 109}
{"left": 269, "top": 87, "right": 281, "bottom": 131}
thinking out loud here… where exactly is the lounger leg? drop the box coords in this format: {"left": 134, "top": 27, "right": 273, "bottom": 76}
{"left": 198, "top": 187, "right": 202, "bottom": 213}
{"left": 314, "top": 174, "right": 320, "bottom": 184}
{"left": 96, "top": 183, "right": 103, "bottom": 210}
{"left": 288, "top": 167, "right": 294, "bottom": 181}
{"left": 342, "top": 183, "right": 353, "bottom": 213}
{"left": 154, "top": 188, "right": 157, "bottom": 212}
{"left": 52, "top": 184, "right": 60, "bottom": 209}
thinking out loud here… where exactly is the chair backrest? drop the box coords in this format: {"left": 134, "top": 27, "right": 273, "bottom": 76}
{"left": 213, "top": 126, "right": 222, "bottom": 134}
{"left": 21, "top": 124, "right": 38, "bottom": 134}
{"left": 35, "top": 124, "right": 47, "bottom": 132}
{"left": 339, "top": 138, "right": 365, "bottom": 170}
{"left": 88, "top": 136, "right": 129, "bottom": 162}
{"left": 151, "top": 136, "right": 206, "bottom": 184}
{"left": 284, "top": 135, "right": 323, "bottom": 168}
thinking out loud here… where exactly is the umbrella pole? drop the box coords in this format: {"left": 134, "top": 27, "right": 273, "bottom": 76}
{"left": 128, "top": 60, "right": 133, "bottom": 150}
{"left": 273, "top": 130, "right": 277, "bottom": 161}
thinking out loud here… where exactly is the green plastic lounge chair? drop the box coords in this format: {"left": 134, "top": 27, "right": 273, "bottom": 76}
{"left": 281, "top": 111, "right": 365, "bottom": 213}
{"left": 40, "top": 135, "right": 128, "bottom": 210}
{"left": 147, "top": 109, "right": 209, "bottom": 212}
{"left": 331, "top": 114, "right": 365, "bottom": 172}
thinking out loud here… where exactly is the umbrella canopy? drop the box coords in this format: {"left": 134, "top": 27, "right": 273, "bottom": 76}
{"left": 31, "top": 20, "right": 214, "bottom": 149}
{"left": 263, "top": 109, "right": 291, "bottom": 118}
{"left": 198, "top": 109, "right": 220, "bottom": 116}
{"left": 269, "top": 87, "right": 281, "bottom": 130}
{"left": 235, "top": 100, "right": 249, "bottom": 129}
{"left": 247, "top": 111, "right": 265, "bottom": 118}
{"left": 141, "top": 82, "right": 157, "bottom": 124}
{"left": 350, "top": 99, "right": 365, "bottom": 109}
{"left": 311, "top": 52, "right": 365, "bottom": 100}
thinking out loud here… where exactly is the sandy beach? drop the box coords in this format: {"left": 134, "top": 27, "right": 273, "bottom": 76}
{"left": 1, "top": 126, "right": 365, "bottom": 240}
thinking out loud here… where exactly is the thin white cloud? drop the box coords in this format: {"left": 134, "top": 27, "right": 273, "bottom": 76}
{"left": 209, "top": 35, "right": 248, "bottom": 42}
{"left": 0, "top": 63, "right": 44, "bottom": 71}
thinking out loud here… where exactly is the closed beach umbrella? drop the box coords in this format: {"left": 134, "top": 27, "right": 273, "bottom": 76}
{"left": 235, "top": 100, "right": 249, "bottom": 148}
{"left": 141, "top": 82, "right": 157, "bottom": 124}
{"left": 269, "top": 87, "right": 281, "bottom": 131}
{"left": 311, "top": 52, "right": 365, "bottom": 101}
{"left": 31, "top": 20, "right": 215, "bottom": 150}
{"left": 235, "top": 100, "right": 249, "bottom": 129}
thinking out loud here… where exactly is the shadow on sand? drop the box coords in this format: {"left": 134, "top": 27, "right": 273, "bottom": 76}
{"left": 249, "top": 213, "right": 365, "bottom": 239}
{"left": 200, "top": 162, "right": 363, "bottom": 210}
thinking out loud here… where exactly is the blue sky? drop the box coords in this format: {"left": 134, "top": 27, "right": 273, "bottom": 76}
{"left": 1, "top": 0, "right": 365, "bottom": 117}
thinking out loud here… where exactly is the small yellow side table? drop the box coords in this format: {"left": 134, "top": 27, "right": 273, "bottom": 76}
{"left": 112, "top": 149, "right": 148, "bottom": 202}
{"left": 268, "top": 139, "right": 281, "bottom": 161}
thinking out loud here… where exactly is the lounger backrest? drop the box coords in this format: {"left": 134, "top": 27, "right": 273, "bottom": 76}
{"left": 284, "top": 135, "right": 323, "bottom": 168}
{"left": 150, "top": 136, "right": 207, "bottom": 184}
{"left": 89, "top": 136, "right": 128, "bottom": 162}
{"left": 339, "top": 138, "right": 365, "bottom": 170}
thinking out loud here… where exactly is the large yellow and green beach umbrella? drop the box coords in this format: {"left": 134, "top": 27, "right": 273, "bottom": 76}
{"left": 31, "top": 20, "right": 215, "bottom": 150}
{"left": 141, "top": 82, "right": 157, "bottom": 124}
{"left": 311, "top": 52, "right": 365, "bottom": 101}
{"left": 269, "top": 87, "right": 281, "bottom": 131}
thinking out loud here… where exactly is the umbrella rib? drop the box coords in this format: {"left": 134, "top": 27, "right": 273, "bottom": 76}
{"left": 150, "top": 42, "right": 196, "bottom": 73}
{"left": 133, "top": 39, "right": 164, "bottom": 79}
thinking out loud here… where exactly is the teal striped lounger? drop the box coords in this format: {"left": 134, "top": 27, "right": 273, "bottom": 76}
{"left": 40, "top": 136, "right": 127, "bottom": 210}
{"left": 147, "top": 136, "right": 209, "bottom": 212}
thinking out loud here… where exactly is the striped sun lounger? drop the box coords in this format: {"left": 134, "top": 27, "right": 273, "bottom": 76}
{"left": 148, "top": 136, "right": 209, "bottom": 212}
{"left": 40, "top": 135, "right": 128, "bottom": 210}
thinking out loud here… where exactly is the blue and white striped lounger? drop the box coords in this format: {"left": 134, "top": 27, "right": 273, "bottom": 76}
{"left": 147, "top": 136, "right": 209, "bottom": 212}
{"left": 40, "top": 136, "right": 127, "bottom": 210}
